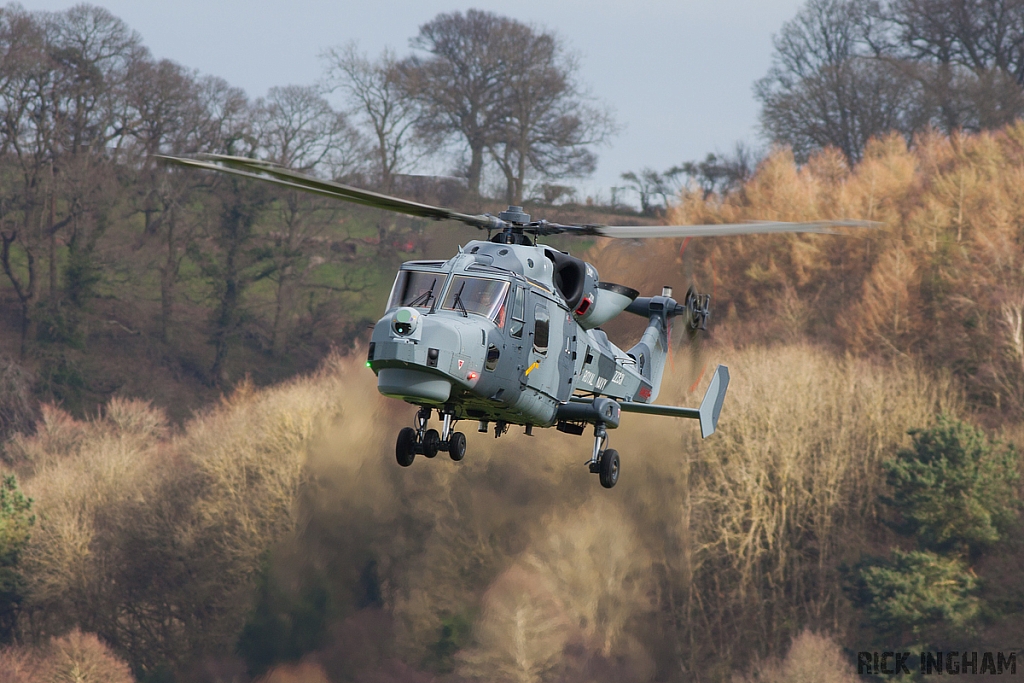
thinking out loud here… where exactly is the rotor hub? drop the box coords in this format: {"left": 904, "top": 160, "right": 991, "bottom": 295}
{"left": 497, "top": 205, "right": 531, "bottom": 224}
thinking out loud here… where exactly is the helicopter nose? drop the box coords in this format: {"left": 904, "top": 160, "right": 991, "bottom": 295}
{"left": 377, "top": 368, "right": 451, "bottom": 403}
{"left": 370, "top": 312, "right": 472, "bottom": 404}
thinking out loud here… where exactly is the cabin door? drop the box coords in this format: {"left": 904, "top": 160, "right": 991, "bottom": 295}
{"left": 524, "top": 295, "right": 559, "bottom": 399}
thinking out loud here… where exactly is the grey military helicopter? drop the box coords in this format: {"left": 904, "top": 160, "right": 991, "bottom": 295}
{"left": 161, "top": 154, "right": 870, "bottom": 488}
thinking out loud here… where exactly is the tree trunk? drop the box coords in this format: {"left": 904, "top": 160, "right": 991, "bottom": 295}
{"left": 158, "top": 208, "right": 177, "bottom": 344}
{"left": 48, "top": 191, "right": 57, "bottom": 309}
{"left": 515, "top": 136, "right": 527, "bottom": 205}
{"left": 159, "top": 269, "right": 174, "bottom": 344}
{"left": 2, "top": 234, "right": 37, "bottom": 359}
{"left": 210, "top": 241, "right": 238, "bottom": 386}
{"left": 271, "top": 266, "right": 293, "bottom": 358}
{"left": 467, "top": 143, "right": 484, "bottom": 196}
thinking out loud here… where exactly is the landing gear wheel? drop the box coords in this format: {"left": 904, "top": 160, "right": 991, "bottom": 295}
{"left": 423, "top": 429, "right": 441, "bottom": 458}
{"left": 448, "top": 432, "right": 467, "bottom": 461}
{"left": 396, "top": 427, "right": 416, "bottom": 467}
{"left": 599, "top": 448, "right": 620, "bottom": 488}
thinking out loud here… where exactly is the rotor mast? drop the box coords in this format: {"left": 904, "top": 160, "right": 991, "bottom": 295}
{"left": 491, "top": 206, "right": 534, "bottom": 245}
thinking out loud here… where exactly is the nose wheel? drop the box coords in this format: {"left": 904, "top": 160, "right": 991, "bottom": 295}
{"left": 394, "top": 408, "right": 467, "bottom": 466}
{"left": 586, "top": 423, "right": 620, "bottom": 488}
{"left": 396, "top": 427, "right": 417, "bottom": 467}
{"left": 598, "top": 449, "right": 619, "bottom": 488}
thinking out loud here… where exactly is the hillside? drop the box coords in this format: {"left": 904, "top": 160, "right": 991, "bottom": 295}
{"left": 0, "top": 190, "right": 655, "bottom": 427}
{"left": 4, "top": 344, "right": 986, "bottom": 683}
{"left": 3, "top": 128, "right": 1024, "bottom": 682}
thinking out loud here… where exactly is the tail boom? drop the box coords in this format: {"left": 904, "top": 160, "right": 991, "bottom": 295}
{"left": 573, "top": 364, "right": 730, "bottom": 438}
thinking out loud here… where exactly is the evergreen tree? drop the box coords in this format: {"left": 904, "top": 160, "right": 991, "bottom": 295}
{"left": 883, "top": 414, "right": 1019, "bottom": 555}
{"left": 851, "top": 415, "right": 1021, "bottom": 647}
{"left": 850, "top": 549, "right": 979, "bottom": 643}
{"left": 0, "top": 474, "right": 34, "bottom": 642}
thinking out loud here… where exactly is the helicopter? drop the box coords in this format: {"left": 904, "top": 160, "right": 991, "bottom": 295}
{"left": 160, "top": 153, "right": 871, "bottom": 488}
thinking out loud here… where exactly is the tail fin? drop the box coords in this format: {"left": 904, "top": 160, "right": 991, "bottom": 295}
{"left": 624, "top": 298, "right": 671, "bottom": 401}
{"left": 698, "top": 365, "right": 729, "bottom": 438}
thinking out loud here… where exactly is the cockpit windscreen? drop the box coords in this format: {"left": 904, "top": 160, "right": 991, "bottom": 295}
{"left": 441, "top": 276, "right": 509, "bottom": 322}
{"left": 387, "top": 270, "right": 443, "bottom": 310}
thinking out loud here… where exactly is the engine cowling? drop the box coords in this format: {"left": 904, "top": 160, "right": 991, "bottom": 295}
{"left": 541, "top": 250, "right": 638, "bottom": 328}
{"left": 575, "top": 281, "right": 639, "bottom": 329}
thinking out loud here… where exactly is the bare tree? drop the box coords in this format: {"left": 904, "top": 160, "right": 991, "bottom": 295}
{"left": 0, "top": 6, "right": 55, "bottom": 353}
{"left": 189, "top": 91, "right": 272, "bottom": 384}
{"left": 0, "top": 4, "right": 142, "bottom": 349}
{"left": 760, "top": 0, "right": 1024, "bottom": 162}
{"left": 404, "top": 11, "right": 615, "bottom": 204}
{"left": 487, "top": 26, "right": 615, "bottom": 204}
{"left": 403, "top": 10, "right": 519, "bottom": 196}
{"left": 120, "top": 58, "right": 203, "bottom": 342}
{"left": 123, "top": 66, "right": 260, "bottom": 347}
{"left": 320, "top": 43, "right": 418, "bottom": 194}
{"left": 40, "top": 6, "right": 146, "bottom": 318}
{"left": 253, "top": 85, "right": 364, "bottom": 356}
{"left": 619, "top": 168, "right": 666, "bottom": 215}
{"left": 677, "top": 144, "right": 761, "bottom": 199}
{"left": 756, "top": 0, "right": 923, "bottom": 164}
{"left": 254, "top": 84, "right": 364, "bottom": 174}
{"left": 875, "top": 0, "right": 1024, "bottom": 130}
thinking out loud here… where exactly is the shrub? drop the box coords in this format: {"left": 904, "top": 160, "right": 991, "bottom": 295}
{"left": 0, "top": 354, "right": 36, "bottom": 448}
{"left": 734, "top": 629, "right": 857, "bottom": 683}
{"left": 0, "top": 630, "right": 133, "bottom": 683}
{"left": 39, "top": 629, "right": 134, "bottom": 683}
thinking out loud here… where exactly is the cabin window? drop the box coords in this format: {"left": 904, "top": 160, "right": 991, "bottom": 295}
{"left": 533, "top": 304, "right": 550, "bottom": 355}
{"left": 441, "top": 276, "right": 510, "bottom": 322}
{"left": 387, "top": 270, "right": 444, "bottom": 310}
{"left": 485, "top": 344, "right": 500, "bottom": 371}
{"left": 510, "top": 286, "right": 525, "bottom": 338}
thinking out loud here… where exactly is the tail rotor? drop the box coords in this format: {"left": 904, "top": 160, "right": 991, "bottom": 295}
{"left": 666, "top": 284, "right": 711, "bottom": 393}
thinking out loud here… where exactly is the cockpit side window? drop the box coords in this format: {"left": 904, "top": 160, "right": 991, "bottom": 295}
{"left": 509, "top": 286, "right": 525, "bottom": 338}
{"left": 441, "top": 276, "right": 510, "bottom": 322}
{"left": 387, "top": 270, "right": 444, "bottom": 310}
{"left": 533, "top": 304, "right": 549, "bottom": 355}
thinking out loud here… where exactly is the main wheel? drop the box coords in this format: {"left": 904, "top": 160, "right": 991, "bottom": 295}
{"left": 423, "top": 429, "right": 441, "bottom": 458}
{"left": 396, "top": 427, "right": 417, "bottom": 467}
{"left": 599, "top": 448, "right": 620, "bottom": 488}
{"left": 448, "top": 432, "right": 467, "bottom": 461}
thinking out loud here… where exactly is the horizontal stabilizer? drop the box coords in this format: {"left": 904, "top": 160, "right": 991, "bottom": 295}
{"left": 610, "top": 364, "right": 730, "bottom": 438}
{"left": 616, "top": 402, "right": 699, "bottom": 419}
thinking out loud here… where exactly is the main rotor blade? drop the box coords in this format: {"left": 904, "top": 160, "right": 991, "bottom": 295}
{"left": 159, "top": 154, "right": 878, "bottom": 240}
{"left": 156, "top": 154, "right": 502, "bottom": 231}
{"left": 559, "top": 219, "right": 879, "bottom": 239}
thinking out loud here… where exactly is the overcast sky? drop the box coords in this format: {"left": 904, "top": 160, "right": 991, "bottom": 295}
{"left": 26, "top": 0, "right": 805, "bottom": 203}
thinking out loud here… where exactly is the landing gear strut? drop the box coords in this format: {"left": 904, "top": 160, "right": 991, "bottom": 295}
{"left": 586, "top": 423, "right": 620, "bottom": 488}
{"left": 394, "top": 408, "right": 467, "bottom": 466}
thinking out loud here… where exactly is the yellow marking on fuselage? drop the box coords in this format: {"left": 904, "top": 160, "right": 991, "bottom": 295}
{"left": 524, "top": 360, "right": 540, "bottom": 376}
